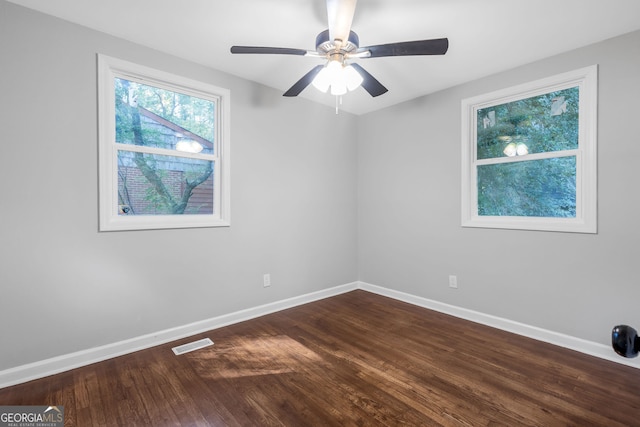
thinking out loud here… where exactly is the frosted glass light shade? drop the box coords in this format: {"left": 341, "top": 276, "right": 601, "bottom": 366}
{"left": 344, "top": 65, "right": 363, "bottom": 91}
{"left": 312, "top": 67, "right": 331, "bottom": 92}
{"left": 503, "top": 142, "right": 517, "bottom": 157}
{"left": 176, "top": 139, "right": 203, "bottom": 153}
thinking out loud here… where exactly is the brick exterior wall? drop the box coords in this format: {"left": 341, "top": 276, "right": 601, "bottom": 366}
{"left": 118, "top": 166, "right": 214, "bottom": 215}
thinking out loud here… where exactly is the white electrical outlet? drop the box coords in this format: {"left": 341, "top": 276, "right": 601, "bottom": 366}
{"left": 449, "top": 275, "right": 458, "bottom": 289}
{"left": 263, "top": 273, "right": 271, "bottom": 288}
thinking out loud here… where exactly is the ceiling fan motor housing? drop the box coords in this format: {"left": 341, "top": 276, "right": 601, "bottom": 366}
{"left": 316, "top": 29, "right": 360, "bottom": 55}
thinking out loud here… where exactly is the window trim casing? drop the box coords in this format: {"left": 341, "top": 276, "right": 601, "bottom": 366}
{"left": 97, "top": 54, "right": 230, "bottom": 231}
{"left": 461, "top": 65, "right": 598, "bottom": 233}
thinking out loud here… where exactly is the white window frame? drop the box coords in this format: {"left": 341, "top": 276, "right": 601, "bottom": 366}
{"left": 461, "top": 65, "right": 597, "bottom": 233}
{"left": 97, "top": 54, "right": 230, "bottom": 231}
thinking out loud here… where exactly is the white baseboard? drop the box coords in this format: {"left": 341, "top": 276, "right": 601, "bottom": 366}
{"left": 0, "top": 282, "right": 359, "bottom": 389}
{"left": 358, "top": 281, "right": 640, "bottom": 369}
{"left": 1, "top": 280, "right": 635, "bottom": 389}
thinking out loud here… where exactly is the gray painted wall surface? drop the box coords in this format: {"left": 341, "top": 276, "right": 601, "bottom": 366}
{"left": 0, "top": 1, "right": 357, "bottom": 371}
{"left": 358, "top": 30, "right": 640, "bottom": 346}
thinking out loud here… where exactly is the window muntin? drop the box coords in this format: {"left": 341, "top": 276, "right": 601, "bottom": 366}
{"left": 98, "top": 55, "right": 230, "bottom": 231}
{"left": 461, "top": 66, "right": 597, "bottom": 233}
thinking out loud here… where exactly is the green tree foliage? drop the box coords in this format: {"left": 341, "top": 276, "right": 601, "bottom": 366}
{"left": 115, "top": 78, "right": 215, "bottom": 142}
{"left": 477, "top": 87, "right": 579, "bottom": 159}
{"left": 478, "top": 158, "right": 576, "bottom": 217}
{"left": 115, "top": 78, "right": 214, "bottom": 215}
{"left": 475, "top": 87, "right": 579, "bottom": 218}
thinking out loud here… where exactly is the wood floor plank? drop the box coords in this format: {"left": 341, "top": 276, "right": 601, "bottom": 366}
{"left": 1, "top": 290, "right": 639, "bottom": 426}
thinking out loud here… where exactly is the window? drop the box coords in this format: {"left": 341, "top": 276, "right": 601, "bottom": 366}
{"left": 461, "top": 65, "right": 597, "bottom": 233}
{"left": 98, "top": 55, "right": 230, "bottom": 231}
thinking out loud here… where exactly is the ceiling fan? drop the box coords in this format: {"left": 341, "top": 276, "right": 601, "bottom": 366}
{"left": 230, "top": 0, "right": 448, "bottom": 98}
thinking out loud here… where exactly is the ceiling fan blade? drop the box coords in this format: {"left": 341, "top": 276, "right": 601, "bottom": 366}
{"left": 362, "top": 38, "right": 449, "bottom": 58}
{"left": 230, "top": 46, "right": 308, "bottom": 55}
{"left": 350, "top": 63, "right": 388, "bottom": 97}
{"left": 326, "top": 0, "right": 357, "bottom": 46}
{"left": 283, "top": 65, "right": 325, "bottom": 97}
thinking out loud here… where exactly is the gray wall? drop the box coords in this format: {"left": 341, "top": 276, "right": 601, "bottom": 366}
{"left": 0, "top": 1, "right": 358, "bottom": 371}
{"left": 358, "top": 30, "right": 640, "bottom": 346}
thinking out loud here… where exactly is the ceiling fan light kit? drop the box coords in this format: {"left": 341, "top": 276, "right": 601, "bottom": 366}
{"left": 230, "top": 0, "right": 448, "bottom": 101}
{"left": 312, "top": 60, "right": 363, "bottom": 95}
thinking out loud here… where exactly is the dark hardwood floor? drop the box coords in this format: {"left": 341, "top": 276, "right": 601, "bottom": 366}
{"left": 1, "top": 290, "right": 639, "bottom": 426}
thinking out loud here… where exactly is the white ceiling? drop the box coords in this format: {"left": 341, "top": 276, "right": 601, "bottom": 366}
{"left": 8, "top": 0, "right": 640, "bottom": 115}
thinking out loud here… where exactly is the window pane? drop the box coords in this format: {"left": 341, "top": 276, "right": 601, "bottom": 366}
{"left": 117, "top": 151, "right": 214, "bottom": 215}
{"left": 115, "top": 78, "right": 215, "bottom": 155}
{"left": 477, "top": 87, "right": 579, "bottom": 160}
{"left": 478, "top": 157, "right": 576, "bottom": 217}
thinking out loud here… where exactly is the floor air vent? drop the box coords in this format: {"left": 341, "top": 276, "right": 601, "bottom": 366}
{"left": 172, "top": 338, "right": 214, "bottom": 355}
